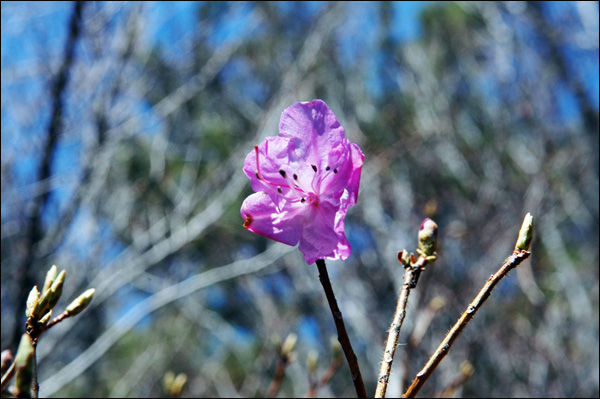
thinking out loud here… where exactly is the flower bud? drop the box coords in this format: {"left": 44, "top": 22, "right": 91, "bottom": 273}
{"left": 281, "top": 333, "right": 297, "bottom": 358}
{"left": 516, "top": 213, "right": 534, "bottom": 251}
{"left": 47, "top": 269, "right": 66, "bottom": 311}
{"left": 330, "top": 337, "right": 342, "bottom": 359}
{"left": 171, "top": 373, "right": 187, "bottom": 396}
{"left": 418, "top": 218, "right": 438, "bottom": 257}
{"left": 33, "top": 288, "right": 53, "bottom": 319}
{"left": 397, "top": 250, "right": 410, "bottom": 266}
{"left": 14, "top": 334, "right": 34, "bottom": 397}
{"left": 25, "top": 286, "right": 40, "bottom": 319}
{"left": 33, "top": 269, "right": 66, "bottom": 319}
{"left": 65, "top": 289, "right": 95, "bottom": 317}
{"left": 42, "top": 265, "right": 58, "bottom": 293}
{"left": 38, "top": 309, "right": 53, "bottom": 325}
{"left": 306, "top": 350, "right": 319, "bottom": 374}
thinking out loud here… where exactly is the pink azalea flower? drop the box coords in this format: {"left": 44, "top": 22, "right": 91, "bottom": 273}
{"left": 241, "top": 100, "right": 364, "bottom": 264}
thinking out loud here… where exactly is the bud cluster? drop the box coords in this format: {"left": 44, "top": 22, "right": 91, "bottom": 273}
{"left": 2, "top": 265, "right": 95, "bottom": 398}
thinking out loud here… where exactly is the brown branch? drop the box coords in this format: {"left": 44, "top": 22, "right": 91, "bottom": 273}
{"left": 306, "top": 355, "right": 343, "bottom": 398}
{"left": 403, "top": 248, "right": 531, "bottom": 397}
{"left": 31, "top": 343, "right": 39, "bottom": 399}
{"left": 316, "top": 259, "right": 367, "bottom": 398}
{"left": 265, "top": 354, "right": 289, "bottom": 398}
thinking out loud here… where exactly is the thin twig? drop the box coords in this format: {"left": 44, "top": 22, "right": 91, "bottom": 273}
{"left": 375, "top": 255, "right": 430, "bottom": 398}
{"left": 31, "top": 342, "right": 39, "bottom": 398}
{"left": 316, "top": 259, "right": 367, "bottom": 398}
{"left": 265, "top": 354, "right": 289, "bottom": 398}
{"left": 306, "top": 355, "right": 343, "bottom": 398}
{"left": 1, "top": 361, "right": 16, "bottom": 392}
{"left": 403, "top": 248, "right": 531, "bottom": 398}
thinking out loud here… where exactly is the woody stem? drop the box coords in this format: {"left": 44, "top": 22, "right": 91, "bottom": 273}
{"left": 403, "top": 249, "right": 531, "bottom": 397}
{"left": 315, "top": 259, "right": 366, "bottom": 398}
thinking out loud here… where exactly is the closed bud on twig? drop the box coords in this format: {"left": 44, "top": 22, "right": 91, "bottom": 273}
{"left": 516, "top": 213, "right": 534, "bottom": 251}
{"left": 306, "top": 350, "right": 319, "bottom": 374}
{"left": 163, "top": 371, "right": 188, "bottom": 397}
{"left": 271, "top": 335, "right": 282, "bottom": 351}
{"left": 281, "top": 333, "right": 297, "bottom": 358}
{"left": 33, "top": 288, "right": 52, "bottom": 319}
{"left": 459, "top": 360, "right": 474, "bottom": 378}
{"left": 418, "top": 218, "right": 438, "bottom": 257}
{"left": 1, "top": 349, "right": 13, "bottom": 377}
{"left": 42, "top": 265, "right": 58, "bottom": 294}
{"left": 429, "top": 296, "right": 445, "bottom": 311}
{"left": 38, "top": 309, "right": 53, "bottom": 325}
{"left": 14, "top": 334, "right": 34, "bottom": 397}
{"left": 171, "top": 373, "right": 187, "bottom": 397}
{"left": 330, "top": 337, "right": 342, "bottom": 359}
{"left": 25, "top": 286, "right": 40, "bottom": 319}
{"left": 163, "top": 371, "right": 175, "bottom": 392}
{"left": 65, "top": 289, "right": 95, "bottom": 317}
{"left": 33, "top": 270, "right": 65, "bottom": 319}
{"left": 397, "top": 250, "right": 410, "bottom": 267}
{"left": 47, "top": 269, "right": 66, "bottom": 311}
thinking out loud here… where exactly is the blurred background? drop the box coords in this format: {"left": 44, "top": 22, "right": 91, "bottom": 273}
{"left": 1, "top": 1, "right": 598, "bottom": 397}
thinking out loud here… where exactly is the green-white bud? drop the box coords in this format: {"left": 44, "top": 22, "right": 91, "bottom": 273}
{"left": 397, "top": 250, "right": 410, "bottom": 267}
{"left": 171, "top": 373, "right": 187, "bottom": 396}
{"left": 330, "top": 337, "right": 342, "bottom": 359}
{"left": 65, "top": 288, "right": 95, "bottom": 317}
{"left": 47, "top": 269, "right": 66, "bottom": 311}
{"left": 33, "top": 288, "right": 53, "bottom": 319}
{"left": 281, "top": 333, "right": 297, "bottom": 357}
{"left": 42, "top": 265, "right": 58, "bottom": 294}
{"left": 25, "top": 286, "right": 40, "bottom": 319}
{"left": 516, "top": 213, "right": 534, "bottom": 251}
{"left": 418, "top": 218, "right": 438, "bottom": 257}
{"left": 306, "top": 350, "right": 319, "bottom": 374}
{"left": 38, "top": 309, "right": 53, "bottom": 325}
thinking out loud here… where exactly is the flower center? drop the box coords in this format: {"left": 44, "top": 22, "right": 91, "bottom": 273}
{"left": 254, "top": 145, "right": 327, "bottom": 206}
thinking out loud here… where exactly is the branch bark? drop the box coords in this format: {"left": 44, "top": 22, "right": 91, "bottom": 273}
{"left": 403, "top": 248, "right": 531, "bottom": 397}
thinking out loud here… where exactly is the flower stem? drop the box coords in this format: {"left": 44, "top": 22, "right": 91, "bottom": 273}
{"left": 402, "top": 248, "right": 531, "bottom": 398}
{"left": 315, "top": 259, "right": 366, "bottom": 398}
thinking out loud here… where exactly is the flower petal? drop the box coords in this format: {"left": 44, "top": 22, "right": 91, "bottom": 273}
{"left": 243, "top": 136, "right": 296, "bottom": 210}
{"left": 318, "top": 140, "right": 364, "bottom": 208}
{"left": 279, "top": 100, "right": 345, "bottom": 166}
{"left": 298, "top": 202, "right": 351, "bottom": 264}
{"left": 241, "top": 192, "right": 303, "bottom": 246}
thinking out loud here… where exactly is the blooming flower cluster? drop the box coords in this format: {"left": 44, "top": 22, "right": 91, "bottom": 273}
{"left": 241, "top": 100, "right": 364, "bottom": 264}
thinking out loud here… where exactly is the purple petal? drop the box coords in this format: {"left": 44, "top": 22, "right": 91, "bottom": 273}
{"left": 243, "top": 137, "right": 296, "bottom": 210}
{"left": 298, "top": 201, "right": 352, "bottom": 264}
{"left": 318, "top": 140, "right": 364, "bottom": 208}
{"left": 279, "top": 100, "right": 345, "bottom": 166}
{"left": 241, "top": 192, "right": 303, "bottom": 246}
